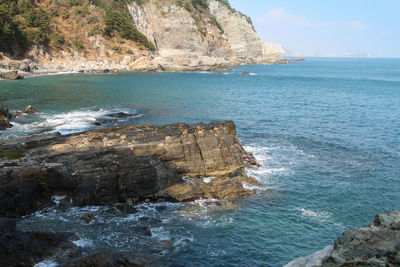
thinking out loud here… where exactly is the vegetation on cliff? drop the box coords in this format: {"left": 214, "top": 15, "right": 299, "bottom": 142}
{"left": 0, "top": 0, "right": 155, "bottom": 57}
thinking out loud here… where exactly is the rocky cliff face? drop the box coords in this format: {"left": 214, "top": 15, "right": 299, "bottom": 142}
{"left": 126, "top": 0, "right": 281, "bottom": 70}
{"left": 0, "top": 0, "right": 281, "bottom": 73}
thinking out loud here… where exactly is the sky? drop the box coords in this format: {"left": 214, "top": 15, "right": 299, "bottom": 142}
{"left": 229, "top": 0, "right": 400, "bottom": 58}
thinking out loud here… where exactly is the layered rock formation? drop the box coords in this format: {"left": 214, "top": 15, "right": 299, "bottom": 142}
{"left": 286, "top": 211, "right": 400, "bottom": 267}
{"left": 0, "top": 121, "right": 259, "bottom": 217}
{"left": 0, "top": 0, "right": 282, "bottom": 74}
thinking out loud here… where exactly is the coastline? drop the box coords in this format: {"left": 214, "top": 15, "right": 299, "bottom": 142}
{"left": 0, "top": 57, "right": 302, "bottom": 80}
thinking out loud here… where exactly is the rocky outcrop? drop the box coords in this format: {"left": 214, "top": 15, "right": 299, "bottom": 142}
{"left": 0, "top": 105, "right": 38, "bottom": 131}
{"left": 0, "top": 71, "right": 23, "bottom": 80}
{"left": 286, "top": 211, "right": 400, "bottom": 267}
{"left": 322, "top": 211, "right": 400, "bottom": 266}
{"left": 0, "top": 121, "right": 259, "bottom": 216}
{"left": 0, "top": 106, "right": 12, "bottom": 130}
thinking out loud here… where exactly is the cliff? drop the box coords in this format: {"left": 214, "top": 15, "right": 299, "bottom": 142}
{"left": 0, "top": 0, "right": 282, "bottom": 73}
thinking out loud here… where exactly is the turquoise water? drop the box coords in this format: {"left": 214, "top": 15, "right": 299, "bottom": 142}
{"left": 1, "top": 58, "right": 399, "bottom": 266}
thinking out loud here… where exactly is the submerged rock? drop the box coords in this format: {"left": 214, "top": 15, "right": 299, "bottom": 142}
{"left": 80, "top": 213, "right": 96, "bottom": 224}
{"left": 23, "top": 105, "right": 37, "bottom": 114}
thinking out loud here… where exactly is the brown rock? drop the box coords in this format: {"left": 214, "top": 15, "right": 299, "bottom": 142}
{"left": 0, "top": 121, "right": 260, "bottom": 214}
{"left": 0, "top": 71, "right": 23, "bottom": 80}
{"left": 242, "top": 72, "right": 250, "bottom": 75}
{"left": 23, "top": 105, "right": 37, "bottom": 114}
{"left": 164, "top": 169, "right": 259, "bottom": 201}
{"left": 0, "top": 115, "right": 12, "bottom": 130}
{"left": 80, "top": 213, "right": 96, "bottom": 223}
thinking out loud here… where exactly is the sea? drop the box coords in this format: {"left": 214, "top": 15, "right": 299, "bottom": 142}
{"left": 1, "top": 57, "right": 399, "bottom": 266}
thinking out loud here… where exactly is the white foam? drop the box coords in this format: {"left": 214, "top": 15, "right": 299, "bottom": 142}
{"left": 151, "top": 226, "right": 171, "bottom": 241}
{"left": 34, "top": 259, "right": 59, "bottom": 267}
{"left": 203, "top": 177, "right": 216, "bottom": 183}
{"left": 284, "top": 245, "right": 333, "bottom": 267}
{"left": 295, "top": 208, "right": 345, "bottom": 229}
{"left": 8, "top": 107, "right": 139, "bottom": 136}
{"left": 242, "top": 182, "right": 261, "bottom": 191}
{"left": 52, "top": 195, "right": 66, "bottom": 206}
{"left": 73, "top": 238, "right": 94, "bottom": 248}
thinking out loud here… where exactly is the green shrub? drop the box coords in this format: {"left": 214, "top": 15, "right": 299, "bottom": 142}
{"left": 0, "top": 0, "right": 50, "bottom": 55}
{"left": 72, "top": 39, "right": 84, "bottom": 51}
{"left": 103, "top": 8, "right": 155, "bottom": 50}
{"left": 51, "top": 33, "right": 65, "bottom": 49}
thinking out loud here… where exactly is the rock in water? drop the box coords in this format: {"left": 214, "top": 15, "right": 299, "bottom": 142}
{"left": 321, "top": 211, "right": 400, "bottom": 266}
{"left": 80, "top": 213, "right": 96, "bottom": 224}
{"left": 242, "top": 72, "right": 250, "bottom": 75}
{"left": 0, "top": 106, "right": 13, "bottom": 130}
{"left": 0, "top": 121, "right": 260, "bottom": 215}
{"left": 0, "top": 71, "right": 23, "bottom": 80}
{"left": 0, "top": 107, "right": 11, "bottom": 119}
{"left": 0, "top": 116, "right": 12, "bottom": 130}
{"left": 23, "top": 105, "right": 37, "bottom": 114}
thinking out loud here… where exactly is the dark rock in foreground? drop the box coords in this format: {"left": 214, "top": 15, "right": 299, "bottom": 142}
{"left": 0, "top": 230, "right": 80, "bottom": 266}
{"left": 0, "top": 121, "right": 260, "bottom": 216}
{"left": 322, "top": 211, "right": 400, "bottom": 266}
{"left": 286, "top": 211, "right": 400, "bottom": 267}
{"left": 64, "top": 251, "right": 145, "bottom": 267}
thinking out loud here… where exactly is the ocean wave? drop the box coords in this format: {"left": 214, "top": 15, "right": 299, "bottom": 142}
{"left": 3, "top": 107, "right": 140, "bottom": 138}
{"left": 295, "top": 208, "right": 345, "bottom": 229}
{"left": 244, "top": 145, "right": 293, "bottom": 186}
{"left": 34, "top": 259, "right": 59, "bottom": 267}
{"left": 73, "top": 238, "right": 94, "bottom": 248}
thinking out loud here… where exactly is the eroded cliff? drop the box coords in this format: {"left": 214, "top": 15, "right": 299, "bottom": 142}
{"left": 0, "top": 0, "right": 281, "bottom": 73}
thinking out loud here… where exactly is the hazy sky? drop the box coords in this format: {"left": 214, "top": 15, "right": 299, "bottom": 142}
{"left": 230, "top": 0, "right": 400, "bottom": 57}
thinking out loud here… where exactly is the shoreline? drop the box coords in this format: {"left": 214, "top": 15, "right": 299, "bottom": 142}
{"left": 0, "top": 58, "right": 304, "bottom": 80}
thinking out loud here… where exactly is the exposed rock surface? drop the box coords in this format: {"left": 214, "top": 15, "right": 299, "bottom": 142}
{"left": 322, "top": 211, "right": 400, "bottom": 266}
{"left": 0, "top": 105, "right": 38, "bottom": 131}
{"left": 0, "top": 121, "right": 259, "bottom": 216}
{"left": 287, "top": 211, "right": 400, "bottom": 267}
{"left": 0, "top": 71, "right": 23, "bottom": 80}
{"left": 0, "top": 106, "right": 13, "bottom": 130}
